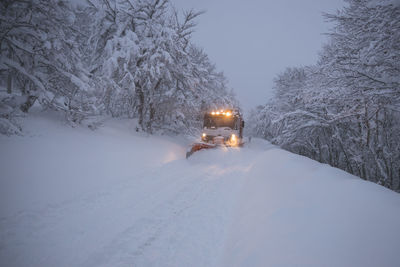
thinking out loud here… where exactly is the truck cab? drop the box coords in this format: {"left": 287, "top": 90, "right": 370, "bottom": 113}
{"left": 201, "top": 109, "right": 244, "bottom": 146}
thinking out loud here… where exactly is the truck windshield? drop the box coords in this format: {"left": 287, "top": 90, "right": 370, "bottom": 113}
{"left": 203, "top": 115, "right": 236, "bottom": 129}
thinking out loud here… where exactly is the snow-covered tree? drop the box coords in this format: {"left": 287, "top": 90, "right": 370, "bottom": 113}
{"left": 251, "top": 0, "right": 400, "bottom": 191}
{"left": 84, "top": 0, "right": 236, "bottom": 133}
{"left": 1, "top": 0, "right": 237, "bottom": 135}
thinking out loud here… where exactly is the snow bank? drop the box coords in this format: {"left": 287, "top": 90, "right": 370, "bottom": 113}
{"left": 0, "top": 111, "right": 185, "bottom": 217}
{"left": 223, "top": 147, "right": 400, "bottom": 267}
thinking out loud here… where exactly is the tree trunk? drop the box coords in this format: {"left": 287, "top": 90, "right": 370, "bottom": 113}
{"left": 7, "top": 71, "right": 12, "bottom": 94}
{"left": 136, "top": 85, "right": 145, "bottom": 130}
{"left": 20, "top": 95, "right": 37, "bottom": 113}
{"left": 147, "top": 102, "right": 155, "bottom": 134}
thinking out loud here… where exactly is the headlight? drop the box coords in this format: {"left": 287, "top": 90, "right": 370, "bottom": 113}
{"left": 230, "top": 134, "right": 238, "bottom": 146}
{"left": 202, "top": 133, "right": 206, "bottom": 138}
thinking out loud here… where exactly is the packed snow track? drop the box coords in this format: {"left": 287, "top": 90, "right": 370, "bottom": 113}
{"left": 1, "top": 113, "right": 400, "bottom": 267}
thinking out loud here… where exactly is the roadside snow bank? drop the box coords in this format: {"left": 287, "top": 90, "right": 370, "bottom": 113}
{"left": 223, "top": 147, "right": 400, "bottom": 267}
{"left": 0, "top": 111, "right": 185, "bottom": 217}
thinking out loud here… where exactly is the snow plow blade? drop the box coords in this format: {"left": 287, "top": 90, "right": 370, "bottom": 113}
{"left": 186, "top": 143, "right": 216, "bottom": 158}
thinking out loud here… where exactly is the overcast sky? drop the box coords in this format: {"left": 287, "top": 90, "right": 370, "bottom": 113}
{"left": 172, "top": 0, "right": 344, "bottom": 112}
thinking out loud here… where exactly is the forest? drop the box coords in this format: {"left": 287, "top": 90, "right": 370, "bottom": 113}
{"left": 0, "top": 0, "right": 236, "bottom": 136}
{"left": 248, "top": 0, "right": 400, "bottom": 192}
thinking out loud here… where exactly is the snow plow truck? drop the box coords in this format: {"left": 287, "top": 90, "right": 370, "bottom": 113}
{"left": 186, "top": 109, "right": 245, "bottom": 158}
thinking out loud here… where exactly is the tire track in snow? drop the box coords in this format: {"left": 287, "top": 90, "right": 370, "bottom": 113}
{"left": 0, "top": 160, "right": 198, "bottom": 267}
{"left": 83, "top": 151, "right": 255, "bottom": 267}
{"left": 83, "top": 162, "right": 211, "bottom": 267}
{"left": 0, "top": 140, "right": 266, "bottom": 267}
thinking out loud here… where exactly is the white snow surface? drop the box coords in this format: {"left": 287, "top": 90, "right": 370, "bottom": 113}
{"left": 1, "top": 111, "right": 400, "bottom": 267}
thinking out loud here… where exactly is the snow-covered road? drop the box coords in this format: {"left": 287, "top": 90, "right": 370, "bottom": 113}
{"left": 1, "top": 114, "right": 400, "bottom": 267}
